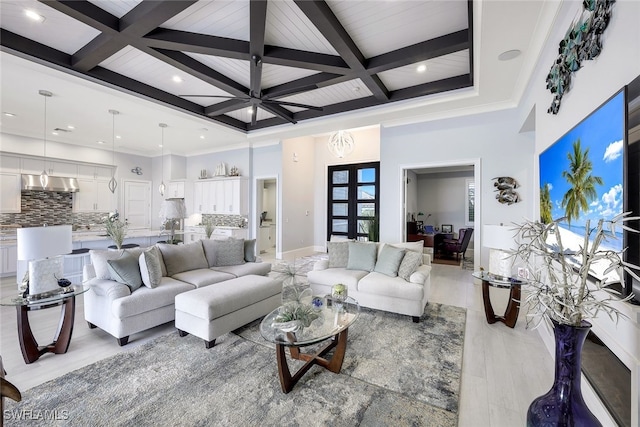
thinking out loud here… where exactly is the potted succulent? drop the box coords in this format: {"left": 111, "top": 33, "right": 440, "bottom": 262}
{"left": 272, "top": 302, "right": 319, "bottom": 332}
{"left": 203, "top": 218, "right": 215, "bottom": 239}
{"left": 511, "top": 213, "right": 639, "bottom": 426}
{"left": 104, "top": 212, "right": 127, "bottom": 249}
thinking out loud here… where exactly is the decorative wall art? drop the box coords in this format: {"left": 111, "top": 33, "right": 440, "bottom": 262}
{"left": 493, "top": 177, "right": 520, "bottom": 205}
{"left": 130, "top": 167, "right": 143, "bottom": 175}
{"left": 546, "top": 0, "right": 615, "bottom": 114}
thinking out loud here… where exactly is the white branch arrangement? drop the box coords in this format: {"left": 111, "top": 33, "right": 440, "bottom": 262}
{"left": 104, "top": 213, "right": 128, "bottom": 250}
{"left": 512, "top": 212, "right": 640, "bottom": 327}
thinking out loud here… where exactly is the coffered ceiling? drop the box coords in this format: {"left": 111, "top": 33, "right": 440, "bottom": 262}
{"left": 0, "top": 1, "right": 559, "bottom": 156}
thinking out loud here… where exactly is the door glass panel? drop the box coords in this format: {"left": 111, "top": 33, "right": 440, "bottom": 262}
{"left": 357, "top": 185, "right": 375, "bottom": 199}
{"left": 357, "top": 203, "right": 375, "bottom": 216}
{"left": 333, "top": 203, "right": 348, "bottom": 216}
{"left": 358, "top": 168, "right": 376, "bottom": 183}
{"left": 357, "top": 219, "right": 372, "bottom": 235}
{"left": 332, "top": 219, "right": 348, "bottom": 233}
{"left": 332, "top": 187, "right": 348, "bottom": 200}
{"left": 333, "top": 170, "right": 349, "bottom": 184}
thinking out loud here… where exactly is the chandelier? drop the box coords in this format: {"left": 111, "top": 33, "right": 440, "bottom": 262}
{"left": 108, "top": 109, "right": 119, "bottom": 193}
{"left": 327, "top": 130, "right": 355, "bottom": 158}
{"left": 158, "top": 123, "right": 167, "bottom": 197}
{"left": 38, "top": 90, "right": 52, "bottom": 189}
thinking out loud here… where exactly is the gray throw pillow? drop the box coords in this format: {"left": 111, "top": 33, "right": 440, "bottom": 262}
{"left": 327, "top": 241, "right": 349, "bottom": 268}
{"left": 347, "top": 242, "right": 377, "bottom": 271}
{"left": 157, "top": 241, "right": 208, "bottom": 276}
{"left": 90, "top": 248, "right": 144, "bottom": 280}
{"left": 398, "top": 251, "right": 422, "bottom": 281}
{"left": 213, "top": 238, "right": 246, "bottom": 267}
{"left": 139, "top": 246, "right": 162, "bottom": 288}
{"left": 374, "top": 245, "right": 406, "bottom": 277}
{"left": 107, "top": 252, "right": 142, "bottom": 291}
{"left": 244, "top": 239, "right": 257, "bottom": 262}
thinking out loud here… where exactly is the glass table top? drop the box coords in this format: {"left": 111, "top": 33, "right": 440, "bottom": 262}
{"left": 0, "top": 285, "right": 89, "bottom": 308}
{"left": 472, "top": 271, "right": 526, "bottom": 289}
{"left": 260, "top": 296, "right": 360, "bottom": 347}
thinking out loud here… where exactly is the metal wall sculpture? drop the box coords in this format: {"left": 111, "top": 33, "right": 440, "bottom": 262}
{"left": 493, "top": 177, "right": 520, "bottom": 205}
{"left": 546, "top": 0, "right": 615, "bottom": 114}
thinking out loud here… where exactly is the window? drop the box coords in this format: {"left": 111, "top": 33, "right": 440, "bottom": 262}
{"left": 465, "top": 178, "right": 475, "bottom": 226}
{"left": 327, "top": 162, "right": 380, "bottom": 241}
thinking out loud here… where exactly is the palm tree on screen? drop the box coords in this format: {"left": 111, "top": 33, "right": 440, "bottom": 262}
{"left": 561, "top": 139, "right": 603, "bottom": 224}
{"left": 540, "top": 183, "right": 553, "bottom": 224}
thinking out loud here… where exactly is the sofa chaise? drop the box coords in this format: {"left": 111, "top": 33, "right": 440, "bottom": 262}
{"left": 83, "top": 238, "right": 273, "bottom": 345}
{"left": 307, "top": 241, "right": 431, "bottom": 322}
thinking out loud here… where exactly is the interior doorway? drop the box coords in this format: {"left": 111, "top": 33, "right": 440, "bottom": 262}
{"left": 123, "top": 180, "right": 151, "bottom": 229}
{"left": 402, "top": 160, "right": 480, "bottom": 271}
{"left": 255, "top": 177, "right": 278, "bottom": 258}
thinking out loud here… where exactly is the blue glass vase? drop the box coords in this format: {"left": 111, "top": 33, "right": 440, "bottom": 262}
{"left": 527, "top": 320, "right": 601, "bottom": 427}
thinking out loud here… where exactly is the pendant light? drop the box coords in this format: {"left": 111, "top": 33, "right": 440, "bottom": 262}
{"left": 159, "top": 123, "right": 167, "bottom": 197}
{"left": 38, "top": 90, "right": 52, "bottom": 188}
{"left": 108, "top": 109, "right": 119, "bottom": 193}
{"left": 327, "top": 130, "right": 355, "bottom": 158}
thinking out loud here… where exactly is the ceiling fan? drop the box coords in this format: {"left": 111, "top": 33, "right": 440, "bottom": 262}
{"left": 180, "top": 55, "right": 322, "bottom": 126}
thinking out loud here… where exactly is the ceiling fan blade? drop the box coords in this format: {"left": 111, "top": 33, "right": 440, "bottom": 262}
{"left": 262, "top": 99, "right": 323, "bottom": 111}
{"left": 179, "top": 95, "right": 249, "bottom": 100}
{"left": 251, "top": 106, "right": 258, "bottom": 126}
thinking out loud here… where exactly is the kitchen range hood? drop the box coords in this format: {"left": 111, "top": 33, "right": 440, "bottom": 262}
{"left": 21, "top": 174, "right": 79, "bottom": 192}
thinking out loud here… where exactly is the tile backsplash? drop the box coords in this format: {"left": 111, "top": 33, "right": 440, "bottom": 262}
{"left": 0, "top": 191, "right": 107, "bottom": 227}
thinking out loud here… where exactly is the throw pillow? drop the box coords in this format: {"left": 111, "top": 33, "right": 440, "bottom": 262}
{"left": 90, "top": 248, "right": 144, "bottom": 280}
{"left": 139, "top": 246, "right": 162, "bottom": 288}
{"left": 398, "top": 251, "right": 423, "bottom": 281}
{"left": 244, "top": 239, "right": 257, "bottom": 262}
{"left": 157, "top": 241, "right": 208, "bottom": 276}
{"left": 201, "top": 238, "right": 219, "bottom": 267}
{"left": 213, "top": 238, "right": 246, "bottom": 267}
{"left": 346, "top": 241, "right": 377, "bottom": 271}
{"left": 374, "top": 245, "right": 406, "bottom": 277}
{"left": 327, "top": 241, "right": 349, "bottom": 268}
{"left": 107, "top": 252, "right": 143, "bottom": 291}
{"left": 391, "top": 241, "right": 424, "bottom": 265}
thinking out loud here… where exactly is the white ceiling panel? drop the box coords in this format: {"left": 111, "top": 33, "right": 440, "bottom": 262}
{"left": 88, "top": 0, "right": 141, "bottom": 18}
{"left": 278, "top": 79, "right": 373, "bottom": 107}
{"left": 261, "top": 64, "right": 320, "bottom": 90}
{"left": 265, "top": 0, "right": 338, "bottom": 55}
{"left": 378, "top": 50, "right": 470, "bottom": 91}
{"left": 328, "top": 0, "right": 468, "bottom": 58}
{"left": 226, "top": 107, "right": 276, "bottom": 124}
{"left": 186, "top": 53, "right": 251, "bottom": 90}
{"left": 0, "top": 0, "right": 100, "bottom": 55}
{"left": 100, "top": 47, "right": 233, "bottom": 106}
{"left": 162, "top": 0, "right": 249, "bottom": 41}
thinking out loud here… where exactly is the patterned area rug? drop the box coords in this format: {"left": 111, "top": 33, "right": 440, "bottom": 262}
{"left": 4, "top": 303, "right": 465, "bottom": 427}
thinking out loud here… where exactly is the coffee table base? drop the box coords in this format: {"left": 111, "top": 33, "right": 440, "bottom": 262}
{"left": 276, "top": 328, "right": 348, "bottom": 393}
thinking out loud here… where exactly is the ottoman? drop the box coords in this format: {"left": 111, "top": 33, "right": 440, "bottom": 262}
{"left": 175, "top": 274, "right": 282, "bottom": 348}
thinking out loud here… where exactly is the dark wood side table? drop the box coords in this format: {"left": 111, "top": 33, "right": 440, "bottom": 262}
{"left": 1, "top": 286, "right": 88, "bottom": 364}
{"left": 472, "top": 271, "right": 524, "bottom": 328}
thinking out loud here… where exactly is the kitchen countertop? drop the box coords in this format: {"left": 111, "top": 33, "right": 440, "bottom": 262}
{"left": 72, "top": 229, "right": 180, "bottom": 242}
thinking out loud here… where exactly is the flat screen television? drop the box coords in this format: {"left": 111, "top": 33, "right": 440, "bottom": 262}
{"left": 539, "top": 89, "right": 632, "bottom": 297}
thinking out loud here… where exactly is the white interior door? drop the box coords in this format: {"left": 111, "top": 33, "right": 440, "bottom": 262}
{"left": 123, "top": 180, "right": 151, "bottom": 229}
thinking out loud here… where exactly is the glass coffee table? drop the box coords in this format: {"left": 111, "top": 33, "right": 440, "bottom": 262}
{"left": 260, "top": 296, "right": 359, "bottom": 393}
{"left": 1, "top": 285, "right": 89, "bottom": 364}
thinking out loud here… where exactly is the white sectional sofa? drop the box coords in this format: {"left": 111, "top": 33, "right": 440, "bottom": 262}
{"left": 307, "top": 241, "right": 431, "bottom": 322}
{"left": 83, "top": 239, "right": 274, "bottom": 345}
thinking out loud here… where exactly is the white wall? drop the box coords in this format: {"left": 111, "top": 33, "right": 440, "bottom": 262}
{"left": 406, "top": 170, "right": 418, "bottom": 220}
{"left": 251, "top": 144, "right": 282, "bottom": 243}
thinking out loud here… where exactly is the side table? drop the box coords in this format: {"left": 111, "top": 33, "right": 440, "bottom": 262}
{"left": 472, "top": 271, "right": 524, "bottom": 328}
{"left": 1, "top": 286, "right": 88, "bottom": 364}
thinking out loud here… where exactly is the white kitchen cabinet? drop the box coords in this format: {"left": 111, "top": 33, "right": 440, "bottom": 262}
{"left": 0, "top": 172, "right": 21, "bottom": 213}
{"left": 227, "top": 178, "right": 248, "bottom": 215}
{"left": 45, "top": 160, "right": 77, "bottom": 177}
{"left": 0, "top": 245, "right": 17, "bottom": 277}
{"left": 211, "top": 180, "right": 225, "bottom": 213}
{"left": 166, "top": 181, "right": 185, "bottom": 199}
{"left": 259, "top": 227, "right": 271, "bottom": 253}
{"left": 0, "top": 155, "right": 20, "bottom": 172}
{"left": 192, "top": 181, "right": 211, "bottom": 214}
{"left": 77, "top": 164, "right": 113, "bottom": 180}
{"left": 73, "top": 178, "right": 115, "bottom": 212}
{"left": 20, "top": 157, "right": 47, "bottom": 175}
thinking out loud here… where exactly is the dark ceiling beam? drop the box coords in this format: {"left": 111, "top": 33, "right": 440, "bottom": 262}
{"left": 205, "top": 99, "right": 249, "bottom": 116}
{"left": 262, "top": 72, "right": 343, "bottom": 100}
{"left": 263, "top": 46, "right": 348, "bottom": 74}
{"left": 466, "top": 0, "right": 475, "bottom": 85}
{"left": 249, "top": 0, "right": 267, "bottom": 99}
{"left": 43, "top": 0, "right": 196, "bottom": 72}
{"left": 366, "top": 30, "right": 470, "bottom": 74}
{"left": 389, "top": 74, "right": 472, "bottom": 100}
{"left": 1, "top": 28, "right": 71, "bottom": 68}
{"left": 39, "top": 0, "right": 118, "bottom": 33}
{"left": 260, "top": 102, "right": 297, "bottom": 124}
{"left": 144, "top": 29, "right": 250, "bottom": 60}
{"left": 142, "top": 48, "right": 249, "bottom": 97}
{"left": 294, "top": 0, "right": 389, "bottom": 101}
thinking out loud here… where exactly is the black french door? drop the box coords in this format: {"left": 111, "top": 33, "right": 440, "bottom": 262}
{"left": 327, "top": 162, "right": 380, "bottom": 241}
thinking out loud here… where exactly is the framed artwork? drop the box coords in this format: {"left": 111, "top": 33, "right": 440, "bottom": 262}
{"left": 441, "top": 224, "right": 453, "bottom": 234}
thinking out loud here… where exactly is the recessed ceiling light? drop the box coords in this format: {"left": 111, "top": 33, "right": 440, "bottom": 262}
{"left": 25, "top": 10, "right": 45, "bottom": 22}
{"left": 3, "top": 112, "right": 16, "bottom": 117}
{"left": 97, "top": 140, "right": 105, "bottom": 144}
{"left": 51, "top": 131, "right": 59, "bottom": 136}
{"left": 199, "top": 135, "right": 205, "bottom": 139}
{"left": 247, "top": 107, "right": 254, "bottom": 114}
{"left": 416, "top": 64, "right": 427, "bottom": 73}
{"left": 172, "top": 75, "right": 183, "bottom": 83}
{"left": 498, "top": 49, "right": 521, "bottom": 61}
{"left": 158, "top": 144, "right": 163, "bottom": 148}
{"left": 116, "top": 135, "right": 122, "bottom": 139}
{"left": 352, "top": 86, "right": 361, "bottom": 92}
{"left": 67, "top": 125, "right": 75, "bottom": 130}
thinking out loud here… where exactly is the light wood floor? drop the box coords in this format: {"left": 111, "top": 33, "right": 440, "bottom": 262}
{"left": 1, "top": 259, "right": 555, "bottom": 426}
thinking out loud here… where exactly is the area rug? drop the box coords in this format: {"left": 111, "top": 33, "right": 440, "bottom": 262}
{"left": 4, "top": 303, "right": 465, "bottom": 427}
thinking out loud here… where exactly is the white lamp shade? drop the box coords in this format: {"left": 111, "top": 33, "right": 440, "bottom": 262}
{"left": 482, "top": 225, "right": 515, "bottom": 250}
{"left": 160, "top": 198, "right": 187, "bottom": 220}
{"left": 17, "top": 225, "right": 72, "bottom": 260}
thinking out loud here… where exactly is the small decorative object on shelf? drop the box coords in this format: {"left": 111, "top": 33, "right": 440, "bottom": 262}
{"left": 199, "top": 169, "right": 208, "bottom": 179}
{"left": 214, "top": 162, "right": 227, "bottom": 176}
{"left": 229, "top": 166, "right": 239, "bottom": 176}
{"left": 331, "top": 283, "right": 348, "bottom": 302}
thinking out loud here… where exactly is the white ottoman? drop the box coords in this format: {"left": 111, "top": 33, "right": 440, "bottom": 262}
{"left": 175, "top": 274, "right": 282, "bottom": 348}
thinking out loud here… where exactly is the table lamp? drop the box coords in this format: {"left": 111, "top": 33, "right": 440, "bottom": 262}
{"left": 160, "top": 198, "right": 187, "bottom": 244}
{"left": 483, "top": 224, "right": 516, "bottom": 279}
{"left": 17, "top": 225, "right": 72, "bottom": 296}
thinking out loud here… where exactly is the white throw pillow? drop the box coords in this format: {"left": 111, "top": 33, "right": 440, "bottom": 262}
{"left": 139, "top": 246, "right": 162, "bottom": 288}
